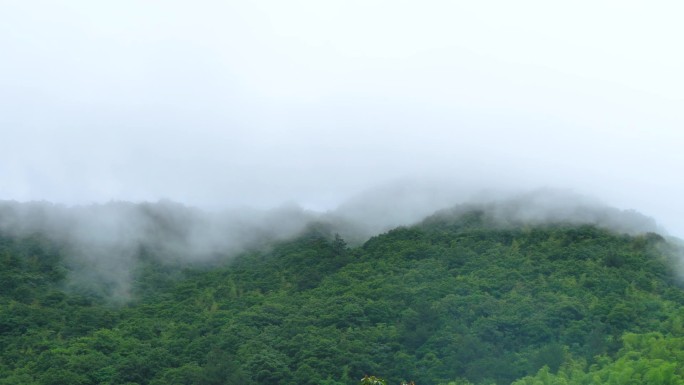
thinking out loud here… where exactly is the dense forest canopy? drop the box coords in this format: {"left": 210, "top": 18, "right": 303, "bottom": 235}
{"left": 1, "top": 195, "right": 683, "bottom": 384}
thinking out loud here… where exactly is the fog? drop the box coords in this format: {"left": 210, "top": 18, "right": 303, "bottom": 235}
{"left": 1, "top": 1, "right": 684, "bottom": 239}
{"left": 0, "top": 182, "right": 669, "bottom": 300}
{"left": 0, "top": 199, "right": 317, "bottom": 299}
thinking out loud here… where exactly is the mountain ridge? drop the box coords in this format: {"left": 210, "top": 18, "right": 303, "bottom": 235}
{"left": 2, "top": 193, "right": 683, "bottom": 384}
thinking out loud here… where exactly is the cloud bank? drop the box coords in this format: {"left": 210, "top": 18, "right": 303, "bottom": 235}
{"left": 0, "top": 1, "right": 683, "bottom": 237}
{"left": 0, "top": 183, "right": 670, "bottom": 300}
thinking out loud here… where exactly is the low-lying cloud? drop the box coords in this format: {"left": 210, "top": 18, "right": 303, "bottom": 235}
{"left": 0, "top": 182, "right": 672, "bottom": 301}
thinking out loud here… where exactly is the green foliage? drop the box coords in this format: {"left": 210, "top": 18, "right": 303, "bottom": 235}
{"left": 511, "top": 332, "right": 684, "bottom": 385}
{"left": 1, "top": 212, "right": 683, "bottom": 385}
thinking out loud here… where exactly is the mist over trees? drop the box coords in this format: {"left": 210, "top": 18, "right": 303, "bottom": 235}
{"left": 0, "top": 188, "right": 665, "bottom": 301}
{"left": 2, "top": 190, "right": 683, "bottom": 384}
{"left": 2, "top": 1, "right": 682, "bottom": 383}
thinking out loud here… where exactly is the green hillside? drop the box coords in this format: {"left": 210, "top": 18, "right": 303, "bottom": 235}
{"left": 1, "top": 204, "right": 684, "bottom": 385}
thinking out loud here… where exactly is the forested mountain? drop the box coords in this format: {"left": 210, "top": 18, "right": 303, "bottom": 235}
{"left": 1, "top": 198, "right": 683, "bottom": 384}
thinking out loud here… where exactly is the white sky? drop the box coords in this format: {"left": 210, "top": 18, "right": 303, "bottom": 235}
{"left": 1, "top": 1, "right": 684, "bottom": 235}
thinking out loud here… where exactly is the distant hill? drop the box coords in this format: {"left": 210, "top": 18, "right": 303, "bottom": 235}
{"left": 1, "top": 195, "right": 683, "bottom": 384}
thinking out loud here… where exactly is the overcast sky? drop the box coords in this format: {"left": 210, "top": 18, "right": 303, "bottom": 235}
{"left": 1, "top": 1, "right": 683, "bottom": 235}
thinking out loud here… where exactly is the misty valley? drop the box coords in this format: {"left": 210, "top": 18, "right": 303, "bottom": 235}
{"left": 2, "top": 195, "right": 684, "bottom": 385}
